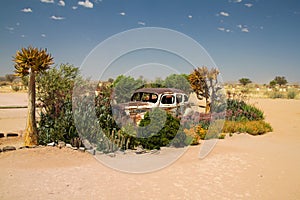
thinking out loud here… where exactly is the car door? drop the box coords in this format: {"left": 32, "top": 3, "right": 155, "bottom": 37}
{"left": 160, "top": 94, "right": 177, "bottom": 113}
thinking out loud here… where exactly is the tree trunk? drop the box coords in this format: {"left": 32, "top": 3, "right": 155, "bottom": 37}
{"left": 205, "top": 97, "right": 210, "bottom": 113}
{"left": 24, "top": 71, "right": 38, "bottom": 146}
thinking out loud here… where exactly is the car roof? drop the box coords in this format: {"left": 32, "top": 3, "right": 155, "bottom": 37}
{"left": 133, "top": 88, "right": 186, "bottom": 95}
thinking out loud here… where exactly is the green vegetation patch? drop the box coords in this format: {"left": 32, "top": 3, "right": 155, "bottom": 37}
{"left": 222, "top": 120, "right": 273, "bottom": 135}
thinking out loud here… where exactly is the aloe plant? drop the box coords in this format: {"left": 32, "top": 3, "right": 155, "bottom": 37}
{"left": 13, "top": 46, "right": 54, "bottom": 146}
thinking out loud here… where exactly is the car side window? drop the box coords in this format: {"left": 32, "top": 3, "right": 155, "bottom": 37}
{"left": 161, "top": 95, "right": 175, "bottom": 104}
{"left": 131, "top": 92, "right": 141, "bottom": 101}
{"left": 142, "top": 93, "right": 150, "bottom": 102}
{"left": 150, "top": 94, "right": 158, "bottom": 103}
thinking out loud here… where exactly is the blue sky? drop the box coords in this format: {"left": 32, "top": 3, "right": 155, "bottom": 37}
{"left": 1, "top": 0, "right": 300, "bottom": 83}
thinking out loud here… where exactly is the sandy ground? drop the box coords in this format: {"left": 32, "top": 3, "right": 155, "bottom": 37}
{"left": 0, "top": 93, "right": 300, "bottom": 199}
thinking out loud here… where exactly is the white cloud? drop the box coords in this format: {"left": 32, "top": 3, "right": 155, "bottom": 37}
{"left": 219, "top": 11, "right": 230, "bottom": 17}
{"left": 229, "top": 0, "right": 242, "bottom": 3}
{"left": 138, "top": 21, "right": 146, "bottom": 26}
{"left": 6, "top": 27, "right": 14, "bottom": 31}
{"left": 21, "top": 35, "right": 25, "bottom": 38}
{"left": 218, "top": 27, "right": 231, "bottom": 32}
{"left": 50, "top": 15, "right": 65, "bottom": 20}
{"left": 16, "top": 22, "right": 20, "bottom": 26}
{"left": 237, "top": 24, "right": 249, "bottom": 32}
{"left": 119, "top": 12, "right": 126, "bottom": 16}
{"left": 21, "top": 8, "right": 33, "bottom": 13}
{"left": 72, "top": 6, "right": 78, "bottom": 10}
{"left": 58, "top": 0, "right": 65, "bottom": 6}
{"left": 241, "top": 28, "right": 249, "bottom": 32}
{"left": 41, "top": 34, "right": 46, "bottom": 37}
{"left": 244, "top": 3, "right": 253, "bottom": 8}
{"left": 78, "top": 0, "right": 93, "bottom": 8}
{"left": 188, "top": 15, "right": 192, "bottom": 19}
{"left": 41, "top": 0, "right": 54, "bottom": 3}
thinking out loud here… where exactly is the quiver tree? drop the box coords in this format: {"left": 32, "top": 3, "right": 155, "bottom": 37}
{"left": 13, "top": 46, "right": 54, "bottom": 146}
{"left": 189, "top": 67, "right": 210, "bottom": 112}
{"left": 207, "top": 67, "right": 221, "bottom": 108}
{"left": 189, "top": 66, "right": 220, "bottom": 113}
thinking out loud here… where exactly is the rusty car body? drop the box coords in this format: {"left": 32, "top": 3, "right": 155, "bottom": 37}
{"left": 124, "top": 88, "right": 189, "bottom": 124}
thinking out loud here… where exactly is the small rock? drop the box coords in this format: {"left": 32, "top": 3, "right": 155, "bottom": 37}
{"left": 27, "top": 145, "right": 37, "bottom": 148}
{"left": 79, "top": 147, "right": 85, "bottom": 152}
{"left": 47, "top": 142, "right": 55, "bottom": 147}
{"left": 150, "top": 149, "right": 160, "bottom": 155}
{"left": 82, "top": 139, "right": 93, "bottom": 150}
{"left": 86, "top": 149, "right": 96, "bottom": 155}
{"left": 136, "top": 145, "right": 146, "bottom": 154}
{"left": 57, "top": 141, "right": 66, "bottom": 148}
{"left": 66, "top": 144, "right": 72, "bottom": 148}
{"left": 2, "top": 146, "right": 16, "bottom": 152}
{"left": 19, "top": 146, "right": 28, "bottom": 149}
{"left": 116, "top": 150, "right": 125, "bottom": 155}
{"left": 125, "top": 149, "right": 134, "bottom": 154}
{"left": 0, "top": 148, "right": 2, "bottom": 153}
{"left": 107, "top": 152, "right": 116, "bottom": 157}
{"left": 71, "top": 147, "right": 78, "bottom": 150}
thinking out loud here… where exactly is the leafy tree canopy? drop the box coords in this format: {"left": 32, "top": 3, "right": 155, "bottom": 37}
{"left": 274, "top": 76, "right": 288, "bottom": 86}
{"left": 164, "top": 74, "right": 191, "bottom": 93}
{"left": 239, "top": 78, "right": 252, "bottom": 86}
{"left": 112, "top": 75, "right": 145, "bottom": 103}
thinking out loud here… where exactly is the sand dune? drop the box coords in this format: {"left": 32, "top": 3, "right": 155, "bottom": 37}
{"left": 0, "top": 93, "right": 299, "bottom": 199}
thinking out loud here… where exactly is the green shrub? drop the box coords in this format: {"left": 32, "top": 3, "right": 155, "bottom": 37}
{"left": 0, "top": 81, "right": 8, "bottom": 86}
{"left": 287, "top": 89, "right": 298, "bottom": 99}
{"left": 184, "top": 124, "right": 207, "bottom": 145}
{"left": 226, "top": 99, "right": 264, "bottom": 121}
{"left": 218, "top": 133, "right": 226, "bottom": 139}
{"left": 38, "top": 100, "right": 77, "bottom": 144}
{"left": 136, "top": 108, "right": 187, "bottom": 149}
{"left": 11, "top": 85, "right": 20, "bottom": 92}
{"left": 222, "top": 120, "right": 273, "bottom": 135}
{"left": 36, "top": 64, "right": 80, "bottom": 144}
{"left": 73, "top": 94, "right": 115, "bottom": 152}
{"left": 73, "top": 80, "right": 137, "bottom": 152}
{"left": 267, "top": 91, "right": 285, "bottom": 99}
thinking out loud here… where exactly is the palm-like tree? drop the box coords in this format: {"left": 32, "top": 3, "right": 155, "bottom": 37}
{"left": 13, "top": 46, "right": 54, "bottom": 146}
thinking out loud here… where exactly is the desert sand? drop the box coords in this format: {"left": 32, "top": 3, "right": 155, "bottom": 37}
{"left": 0, "top": 93, "right": 300, "bottom": 199}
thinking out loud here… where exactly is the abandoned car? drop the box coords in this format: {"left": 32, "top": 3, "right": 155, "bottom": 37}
{"left": 123, "top": 88, "right": 189, "bottom": 124}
